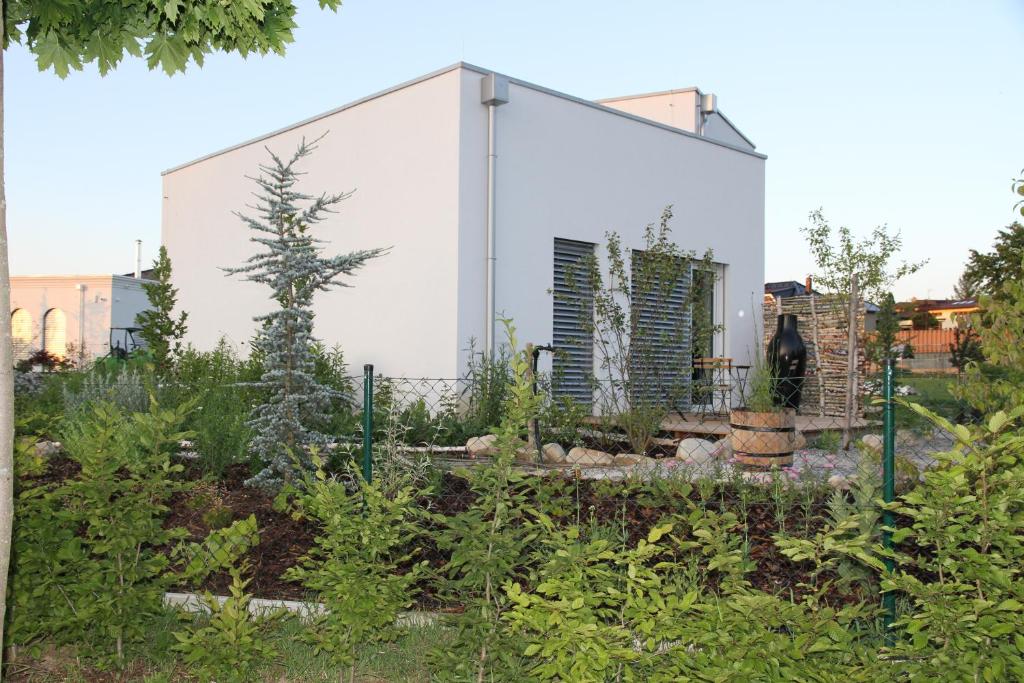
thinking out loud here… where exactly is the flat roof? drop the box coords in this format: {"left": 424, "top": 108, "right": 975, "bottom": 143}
{"left": 163, "top": 62, "right": 766, "bottom": 175}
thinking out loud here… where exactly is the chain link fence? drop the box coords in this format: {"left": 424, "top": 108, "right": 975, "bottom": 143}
{"left": 165, "top": 359, "right": 974, "bottom": 630}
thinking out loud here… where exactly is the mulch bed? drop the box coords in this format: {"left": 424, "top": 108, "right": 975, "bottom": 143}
{"left": 31, "top": 457, "right": 896, "bottom": 608}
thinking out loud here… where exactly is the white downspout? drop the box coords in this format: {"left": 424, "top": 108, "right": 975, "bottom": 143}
{"left": 134, "top": 239, "right": 142, "bottom": 279}
{"left": 480, "top": 74, "right": 509, "bottom": 357}
{"left": 485, "top": 103, "right": 497, "bottom": 356}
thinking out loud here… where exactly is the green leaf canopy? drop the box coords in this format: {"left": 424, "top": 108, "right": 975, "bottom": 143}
{"left": 4, "top": 0, "right": 342, "bottom": 77}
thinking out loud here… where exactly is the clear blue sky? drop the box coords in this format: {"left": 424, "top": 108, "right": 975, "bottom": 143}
{"left": 7, "top": 0, "right": 1023, "bottom": 300}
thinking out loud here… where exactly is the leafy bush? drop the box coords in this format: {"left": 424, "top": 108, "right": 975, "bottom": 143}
{"left": 431, "top": 323, "right": 544, "bottom": 680}
{"left": 172, "top": 515, "right": 275, "bottom": 683}
{"left": 167, "top": 340, "right": 263, "bottom": 477}
{"left": 281, "top": 456, "right": 425, "bottom": 681}
{"left": 8, "top": 398, "right": 193, "bottom": 663}
{"left": 62, "top": 363, "right": 150, "bottom": 416}
{"left": 882, "top": 405, "right": 1024, "bottom": 681}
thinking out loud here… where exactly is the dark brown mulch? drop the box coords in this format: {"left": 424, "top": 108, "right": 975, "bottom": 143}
{"left": 34, "top": 457, "right": 888, "bottom": 608}
{"left": 166, "top": 464, "right": 316, "bottom": 600}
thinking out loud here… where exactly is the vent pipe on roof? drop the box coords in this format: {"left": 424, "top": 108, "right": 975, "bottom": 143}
{"left": 481, "top": 74, "right": 510, "bottom": 356}
{"left": 698, "top": 93, "right": 717, "bottom": 136}
{"left": 134, "top": 240, "right": 142, "bottom": 279}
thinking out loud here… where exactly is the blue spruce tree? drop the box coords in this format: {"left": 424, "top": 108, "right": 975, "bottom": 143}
{"left": 225, "top": 139, "right": 385, "bottom": 487}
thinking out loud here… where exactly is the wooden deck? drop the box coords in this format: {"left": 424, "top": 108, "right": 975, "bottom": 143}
{"left": 660, "top": 413, "right": 875, "bottom": 438}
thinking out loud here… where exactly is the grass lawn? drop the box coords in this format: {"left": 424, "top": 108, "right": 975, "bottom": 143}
{"left": 895, "top": 373, "right": 969, "bottom": 431}
{"left": 6, "top": 611, "right": 439, "bottom": 682}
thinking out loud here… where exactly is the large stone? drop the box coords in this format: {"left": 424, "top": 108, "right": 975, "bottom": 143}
{"left": 34, "top": 440, "right": 62, "bottom": 458}
{"left": 566, "top": 447, "right": 615, "bottom": 467}
{"left": 793, "top": 431, "right": 807, "bottom": 450}
{"left": 710, "top": 437, "right": 733, "bottom": 460}
{"left": 515, "top": 446, "right": 540, "bottom": 464}
{"left": 828, "top": 474, "right": 850, "bottom": 490}
{"left": 466, "top": 434, "right": 499, "bottom": 458}
{"left": 675, "top": 438, "right": 717, "bottom": 466}
{"left": 860, "top": 434, "right": 883, "bottom": 454}
{"left": 612, "top": 453, "right": 644, "bottom": 467}
{"left": 541, "top": 443, "right": 567, "bottom": 464}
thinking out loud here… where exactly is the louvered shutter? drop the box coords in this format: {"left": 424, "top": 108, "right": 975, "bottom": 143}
{"left": 629, "top": 251, "right": 692, "bottom": 408}
{"left": 552, "top": 238, "right": 594, "bottom": 406}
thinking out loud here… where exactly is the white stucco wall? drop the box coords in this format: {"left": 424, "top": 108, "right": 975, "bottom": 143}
{"left": 9, "top": 275, "right": 151, "bottom": 361}
{"left": 457, "top": 72, "right": 766, "bottom": 376}
{"left": 162, "top": 64, "right": 764, "bottom": 382}
{"left": 161, "top": 68, "right": 464, "bottom": 378}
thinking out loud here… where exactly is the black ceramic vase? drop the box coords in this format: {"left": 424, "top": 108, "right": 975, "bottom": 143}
{"left": 767, "top": 314, "right": 808, "bottom": 410}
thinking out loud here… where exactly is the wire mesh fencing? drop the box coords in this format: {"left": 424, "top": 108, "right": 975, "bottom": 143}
{"left": 166, "top": 359, "right": 976, "bottom": 628}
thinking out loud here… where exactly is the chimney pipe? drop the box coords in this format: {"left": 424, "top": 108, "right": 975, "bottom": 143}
{"left": 134, "top": 240, "right": 142, "bottom": 279}
{"left": 805, "top": 275, "right": 813, "bottom": 295}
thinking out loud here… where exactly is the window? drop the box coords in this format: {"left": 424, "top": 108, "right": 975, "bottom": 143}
{"left": 691, "top": 267, "right": 716, "bottom": 358}
{"left": 552, "top": 238, "right": 595, "bottom": 406}
{"left": 43, "top": 308, "right": 66, "bottom": 359}
{"left": 11, "top": 309, "right": 32, "bottom": 361}
{"left": 628, "top": 250, "right": 691, "bottom": 407}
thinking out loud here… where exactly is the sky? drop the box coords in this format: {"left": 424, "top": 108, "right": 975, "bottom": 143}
{"left": 6, "top": 0, "right": 1024, "bottom": 301}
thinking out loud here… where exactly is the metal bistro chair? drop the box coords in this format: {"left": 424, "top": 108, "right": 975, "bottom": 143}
{"left": 692, "top": 357, "right": 733, "bottom": 422}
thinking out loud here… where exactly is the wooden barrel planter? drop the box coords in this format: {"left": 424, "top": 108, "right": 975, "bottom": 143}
{"left": 730, "top": 408, "right": 797, "bottom": 468}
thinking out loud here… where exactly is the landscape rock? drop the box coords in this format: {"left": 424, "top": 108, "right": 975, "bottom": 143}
{"left": 612, "top": 453, "right": 644, "bottom": 467}
{"left": 710, "top": 437, "right": 733, "bottom": 460}
{"left": 675, "top": 438, "right": 717, "bottom": 466}
{"left": 466, "top": 434, "right": 500, "bottom": 458}
{"left": 566, "top": 447, "right": 615, "bottom": 467}
{"left": 828, "top": 474, "right": 850, "bottom": 490}
{"left": 515, "top": 446, "right": 540, "bottom": 464}
{"left": 793, "top": 431, "right": 807, "bottom": 450}
{"left": 34, "top": 440, "right": 62, "bottom": 458}
{"left": 541, "top": 443, "right": 567, "bottom": 464}
{"left": 860, "top": 434, "right": 883, "bottom": 454}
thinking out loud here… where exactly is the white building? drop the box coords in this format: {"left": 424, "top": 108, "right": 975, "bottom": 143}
{"left": 10, "top": 274, "right": 152, "bottom": 363}
{"left": 162, "top": 63, "right": 766, "bottom": 401}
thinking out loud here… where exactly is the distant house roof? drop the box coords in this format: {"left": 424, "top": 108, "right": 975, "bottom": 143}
{"left": 896, "top": 299, "right": 979, "bottom": 317}
{"left": 765, "top": 280, "right": 820, "bottom": 298}
{"left": 121, "top": 268, "right": 156, "bottom": 280}
{"left": 766, "top": 280, "right": 879, "bottom": 313}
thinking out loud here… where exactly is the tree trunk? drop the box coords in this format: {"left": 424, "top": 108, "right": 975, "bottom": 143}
{"left": 0, "top": 20, "right": 16, "bottom": 670}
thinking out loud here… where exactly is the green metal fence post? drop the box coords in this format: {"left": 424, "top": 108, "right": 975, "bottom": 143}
{"left": 362, "top": 364, "right": 374, "bottom": 484}
{"left": 882, "top": 357, "right": 897, "bottom": 640}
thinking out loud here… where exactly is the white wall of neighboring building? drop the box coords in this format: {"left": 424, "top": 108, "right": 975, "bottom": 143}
{"left": 162, "top": 67, "right": 464, "bottom": 378}
{"left": 162, "top": 63, "right": 766, "bottom": 381}
{"left": 457, "top": 69, "right": 766, "bottom": 376}
{"left": 598, "top": 89, "right": 756, "bottom": 152}
{"left": 598, "top": 89, "right": 701, "bottom": 132}
{"left": 9, "top": 275, "right": 151, "bottom": 361}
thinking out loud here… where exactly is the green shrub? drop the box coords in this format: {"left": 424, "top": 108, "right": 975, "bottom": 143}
{"left": 281, "top": 456, "right": 426, "bottom": 682}
{"left": 62, "top": 364, "right": 150, "bottom": 416}
{"left": 8, "top": 398, "right": 193, "bottom": 663}
{"left": 169, "top": 340, "right": 262, "bottom": 477}
{"left": 882, "top": 405, "right": 1024, "bottom": 681}
{"left": 172, "top": 515, "right": 275, "bottom": 683}
{"left": 431, "top": 322, "right": 544, "bottom": 680}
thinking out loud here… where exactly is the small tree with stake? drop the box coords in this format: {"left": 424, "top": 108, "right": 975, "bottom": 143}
{"left": 225, "top": 138, "right": 386, "bottom": 488}
{"left": 135, "top": 246, "right": 188, "bottom": 374}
